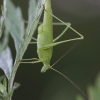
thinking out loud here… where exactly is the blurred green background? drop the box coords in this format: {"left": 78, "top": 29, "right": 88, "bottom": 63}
{"left": 0, "top": 0, "right": 100, "bottom": 100}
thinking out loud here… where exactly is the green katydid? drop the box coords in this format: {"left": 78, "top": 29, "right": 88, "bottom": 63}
{"left": 21, "top": 0, "right": 88, "bottom": 99}
{"left": 22, "top": 0, "right": 83, "bottom": 72}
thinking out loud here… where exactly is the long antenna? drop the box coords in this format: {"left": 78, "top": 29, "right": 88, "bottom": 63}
{"left": 50, "top": 67, "right": 88, "bottom": 100}
{"left": 52, "top": 42, "right": 79, "bottom": 67}
{"left": 50, "top": 42, "right": 88, "bottom": 100}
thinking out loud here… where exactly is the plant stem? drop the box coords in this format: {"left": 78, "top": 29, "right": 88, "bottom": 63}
{"left": 7, "top": 0, "right": 46, "bottom": 99}
{"left": 8, "top": 19, "right": 39, "bottom": 100}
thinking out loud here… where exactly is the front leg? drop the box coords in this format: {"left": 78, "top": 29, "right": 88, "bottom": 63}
{"left": 20, "top": 58, "right": 41, "bottom": 64}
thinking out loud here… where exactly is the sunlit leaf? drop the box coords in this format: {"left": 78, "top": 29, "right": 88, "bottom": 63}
{"left": 0, "top": 47, "right": 13, "bottom": 80}
{"left": 5, "top": 0, "right": 24, "bottom": 53}
{"left": 0, "top": 33, "right": 9, "bottom": 55}
{"left": 26, "top": 0, "right": 36, "bottom": 34}
{"left": 13, "top": 0, "right": 46, "bottom": 59}
{"left": 3, "top": 1, "right": 46, "bottom": 95}
{"left": 0, "top": 1, "right": 9, "bottom": 55}
{"left": 0, "top": 0, "right": 7, "bottom": 38}
{"left": 36, "top": 0, "right": 46, "bottom": 17}
{"left": 0, "top": 1, "right": 5, "bottom": 38}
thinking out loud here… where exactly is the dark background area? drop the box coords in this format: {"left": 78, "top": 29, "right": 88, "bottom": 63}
{"left": 0, "top": 0, "right": 100, "bottom": 100}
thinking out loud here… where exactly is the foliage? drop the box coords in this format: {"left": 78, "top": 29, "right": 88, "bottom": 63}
{"left": 0, "top": 0, "right": 46, "bottom": 99}
{"left": 0, "top": 0, "right": 100, "bottom": 100}
{"left": 76, "top": 72, "right": 100, "bottom": 100}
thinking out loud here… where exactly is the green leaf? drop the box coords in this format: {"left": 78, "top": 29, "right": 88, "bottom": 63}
{"left": 95, "top": 73, "right": 100, "bottom": 89}
{"left": 0, "top": 82, "right": 7, "bottom": 95}
{"left": 0, "top": 32, "right": 9, "bottom": 55}
{"left": 88, "top": 86, "right": 95, "bottom": 100}
{"left": 0, "top": 16, "right": 4, "bottom": 38}
{"left": 7, "top": 0, "right": 46, "bottom": 96}
{"left": 0, "top": 93, "right": 4, "bottom": 100}
{"left": 26, "top": 0, "right": 36, "bottom": 34}
{"left": 0, "top": 47, "right": 13, "bottom": 80}
{"left": 13, "top": 82, "right": 20, "bottom": 90}
{"left": 5, "top": 0, "right": 24, "bottom": 53}
{"left": 6, "top": 82, "right": 20, "bottom": 99}
{"left": 0, "top": 0, "right": 7, "bottom": 38}
{"left": 3, "top": 78, "right": 7, "bottom": 90}
{"left": 0, "top": 0, "right": 10, "bottom": 55}
{"left": 87, "top": 73, "right": 100, "bottom": 100}
{"left": 77, "top": 72, "right": 100, "bottom": 100}
{"left": 11, "top": 0, "right": 46, "bottom": 60}
{"left": 76, "top": 95, "right": 85, "bottom": 100}
{"left": 0, "top": 75, "right": 5, "bottom": 82}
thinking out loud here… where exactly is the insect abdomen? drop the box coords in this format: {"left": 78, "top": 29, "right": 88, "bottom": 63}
{"left": 37, "top": 0, "right": 53, "bottom": 72}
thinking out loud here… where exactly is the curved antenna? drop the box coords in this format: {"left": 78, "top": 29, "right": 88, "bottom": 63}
{"left": 52, "top": 42, "right": 79, "bottom": 67}
{"left": 50, "top": 42, "right": 88, "bottom": 100}
{"left": 50, "top": 67, "right": 88, "bottom": 100}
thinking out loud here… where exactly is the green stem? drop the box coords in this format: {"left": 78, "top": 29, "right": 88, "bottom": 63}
{"left": 8, "top": 19, "right": 38, "bottom": 100}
